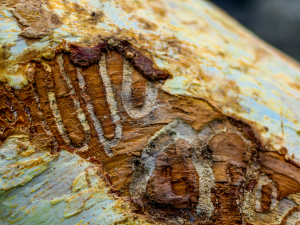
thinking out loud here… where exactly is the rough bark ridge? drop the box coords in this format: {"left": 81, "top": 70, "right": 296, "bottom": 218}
{"left": 1, "top": 47, "right": 300, "bottom": 225}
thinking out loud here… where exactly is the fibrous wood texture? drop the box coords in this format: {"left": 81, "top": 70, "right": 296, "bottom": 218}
{"left": 1, "top": 0, "right": 300, "bottom": 225}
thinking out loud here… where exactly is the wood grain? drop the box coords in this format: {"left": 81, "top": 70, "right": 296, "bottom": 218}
{"left": 1, "top": 50, "right": 300, "bottom": 224}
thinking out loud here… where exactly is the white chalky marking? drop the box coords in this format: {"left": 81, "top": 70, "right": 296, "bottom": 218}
{"left": 122, "top": 58, "right": 157, "bottom": 119}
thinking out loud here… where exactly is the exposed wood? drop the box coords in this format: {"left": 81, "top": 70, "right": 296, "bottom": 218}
{"left": 1, "top": 49, "right": 300, "bottom": 224}
{"left": 1, "top": 0, "right": 300, "bottom": 224}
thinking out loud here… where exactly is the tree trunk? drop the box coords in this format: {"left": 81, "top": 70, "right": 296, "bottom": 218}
{"left": 1, "top": 0, "right": 300, "bottom": 224}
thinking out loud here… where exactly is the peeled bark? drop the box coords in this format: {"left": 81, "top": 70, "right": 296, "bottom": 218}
{"left": 1, "top": 0, "right": 300, "bottom": 224}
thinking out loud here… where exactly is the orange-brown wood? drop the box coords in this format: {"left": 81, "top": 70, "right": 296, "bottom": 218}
{"left": 1, "top": 50, "right": 300, "bottom": 224}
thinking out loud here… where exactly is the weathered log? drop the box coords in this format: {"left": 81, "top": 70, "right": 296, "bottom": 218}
{"left": 1, "top": 0, "right": 300, "bottom": 224}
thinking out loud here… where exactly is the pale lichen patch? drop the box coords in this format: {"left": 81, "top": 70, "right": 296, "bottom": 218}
{"left": 64, "top": 166, "right": 111, "bottom": 218}
{"left": 0, "top": 135, "right": 55, "bottom": 194}
{"left": 6, "top": 73, "right": 28, "bottom": 89}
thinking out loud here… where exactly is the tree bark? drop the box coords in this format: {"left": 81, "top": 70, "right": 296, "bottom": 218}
{"left": 1, "top": 0, "right": 300, "bottom": 224}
